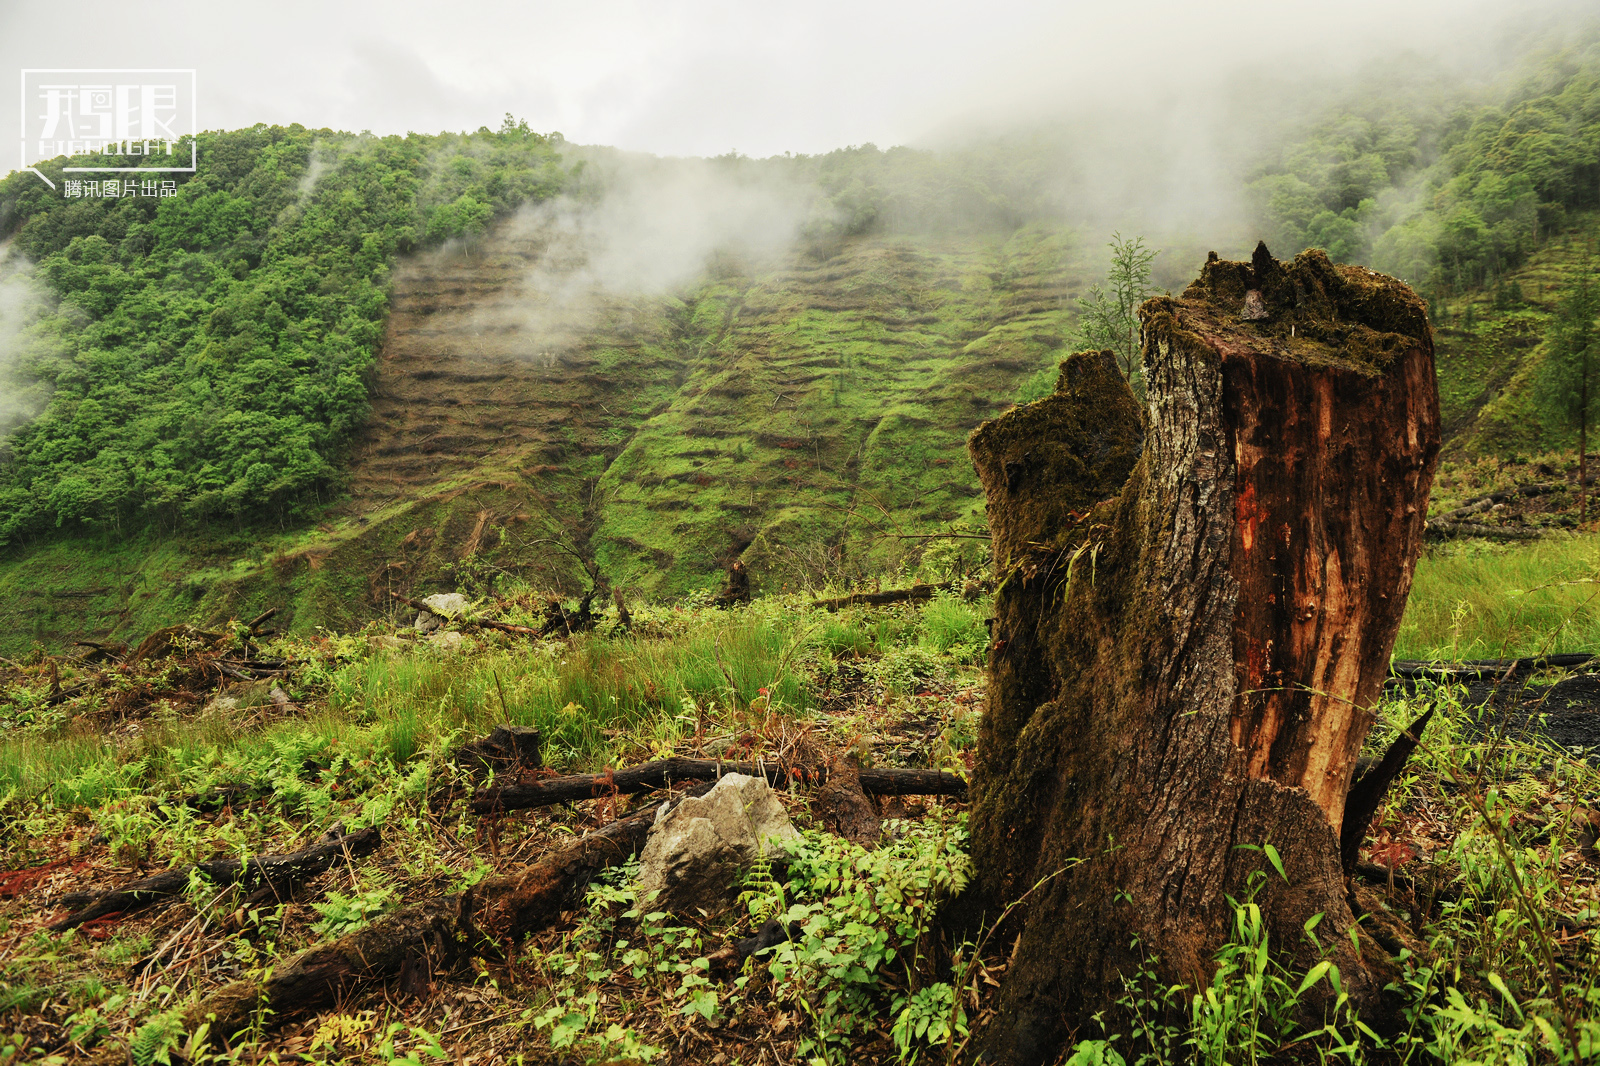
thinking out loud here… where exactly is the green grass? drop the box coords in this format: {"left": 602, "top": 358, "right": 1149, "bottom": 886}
{"left": 1396, "top": 533, "right": 1600, "bottom": 660}
{"left": 0, "top": 599, "right": 818, "bottom": 814}
{"left": 7, "top": 561, "right": 1600, "bottom": 1062}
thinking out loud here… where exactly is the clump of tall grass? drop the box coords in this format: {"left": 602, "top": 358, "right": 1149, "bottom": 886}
{"left": 1397, "top": 533, "right": 1600, "bottom": 659}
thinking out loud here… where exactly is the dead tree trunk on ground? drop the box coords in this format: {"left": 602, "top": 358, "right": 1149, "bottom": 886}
{"left": 962, "top": 245, "right": 1440, "bottom": 1064}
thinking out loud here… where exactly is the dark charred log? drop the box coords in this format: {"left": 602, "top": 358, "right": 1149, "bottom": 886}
{"left": 811, "top": 582, "right": 955, "bottom": 611}
{"left": 1340, "top": 707, "right": 1436, "bottom": 872}
{"left": 50, "top": 828, "right": 382, "bottom": 932}
{"left": 471, "top": 757, "right": 966, "bottom": 815}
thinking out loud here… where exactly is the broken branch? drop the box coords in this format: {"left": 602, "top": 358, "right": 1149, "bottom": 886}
{"left": 50, "top": 827, "right": 381, "bottom": 932}
{"left": 471, "top": 757, "right": 966, "bottom": 815}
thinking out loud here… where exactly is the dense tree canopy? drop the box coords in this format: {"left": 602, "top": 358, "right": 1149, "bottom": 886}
{"left": 0, "top": 119, "right": 566, "bottom": 544}
{"left": 1250, "top": 41, "right": 1600, "bottom": 292}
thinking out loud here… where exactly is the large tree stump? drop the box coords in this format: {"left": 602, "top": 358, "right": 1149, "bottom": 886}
{"left": 963, "top": 245, "right": 1439, "bottom": 1063}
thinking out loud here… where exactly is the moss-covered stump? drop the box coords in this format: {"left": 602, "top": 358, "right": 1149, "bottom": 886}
{"left": 963, "top": 245, "right": 1440, "bottom": 1065}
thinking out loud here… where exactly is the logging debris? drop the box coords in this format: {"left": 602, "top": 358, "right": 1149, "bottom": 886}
{"left": 156, "top": 805, "right": 668, "bottom": 1057}
{"left": 1389, "top": 653, "right": 1595, "bottom": 682}
{"left": 48, "top": 827, "right": 381, "bottom": 932}
{"left": 29, "top": 610, "right": 288, "bottom": 718}
{"left": 470, "top": 756, "right": 967, "bottom": 815}
{"left": 155, "top": 745, "right": 968, "bottom": 1050}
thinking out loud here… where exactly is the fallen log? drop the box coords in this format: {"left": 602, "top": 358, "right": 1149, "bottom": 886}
{"left": 70, "top": 640, "right": 128, "bottom": 664}
{"left": 1424, "top": 518, "right": 1543, "bottom": 541}
{"left": 245, "top": 607, "right": 279, "bottom": 632}
{"left": 706, "top": 916, "right": 804, "bottom": 976}
{"left": 50, "top": 827, "right": 380, "bottom": 932}
{"left": 1355, "top": 861, "right": 1586, "bottom": 933}
{"left": 811, "top": 581, "right": 955, "bottom": 611}
{"left": 388, "top": 592, "right": 542, "bottom": 636}
{"left": 43, "top": 680, "right": 92, "bottom": 707}
{"left": 1389, "top": 653, "right": 1594, "bottom": 682}
{"left": 471, "top": 757, "right": 966, "bottom": 815}
{"left": 1354, "top": 861, "right": 1460, "bottom": 905}
{"left": 129, "top": 624, "right": 224, "bottom": 664}
{"left": 171, "top": 803, "right": 664, "bottom": 1053}
{"left": 1435, "top": 480, "right": 1568, "bottom": 521}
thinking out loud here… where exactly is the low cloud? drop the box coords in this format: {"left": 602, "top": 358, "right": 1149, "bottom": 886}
{"left": 465, "top": 152, "right": 816, "bottom": 352}
{"left": 0, "top": 247, "right": 51, "bottom": 436}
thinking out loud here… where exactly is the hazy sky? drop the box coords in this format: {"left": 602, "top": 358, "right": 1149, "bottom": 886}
{"left": 0, "top": 0, "right": 1581, "bottom": 177}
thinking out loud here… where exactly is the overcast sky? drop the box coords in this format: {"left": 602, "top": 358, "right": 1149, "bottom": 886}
{"left": 0, "top": 0, "right": 1585, "bottom": 177}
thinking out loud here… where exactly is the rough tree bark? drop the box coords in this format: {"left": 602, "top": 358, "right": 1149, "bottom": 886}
{"left": 962, "top": 245, "right": 1440, "bottom": 1064}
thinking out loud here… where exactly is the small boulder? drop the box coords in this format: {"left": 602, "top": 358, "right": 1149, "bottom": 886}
{"left": 635, "top": 774, "right": 798, "bottom": 916}
{"left": 415, "top": 592, "right": 470, "bottom": 633}
{"left": 428, "top": 630, "right": 467, "bottom": 652}
{"left": 201, "top": 678, "right": 276, "bottom": 715}
{"left": 424, "top": 592, "right": 469, "bottom": 616}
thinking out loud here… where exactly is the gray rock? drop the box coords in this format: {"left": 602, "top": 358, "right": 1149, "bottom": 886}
{"left": 414, "top": 592, "right": 469, "bottom": 633}
{"left": 428, "top": 630, "right": 466, "bottom": 652}
{"left": 424, "top": 592, "right": 469, "bottom": 616}
{"left": 634, "top": 773, "right": 799, "bottom": 916}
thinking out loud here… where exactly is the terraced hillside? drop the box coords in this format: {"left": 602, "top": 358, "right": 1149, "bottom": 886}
{"left": 1430, "top": 214, "right": 1600, "bottom": 458}
{"left": 344, "top": 213, "right": 685, "bottom": 517}
{"left": 343, "top": 216, "right": 1079, "bottom": 597}
{"left": 594, "top": 227, "right": 1078, "bottom": 592}
{"left": 0, "top": 216, "right": 1084, "bottom": 653}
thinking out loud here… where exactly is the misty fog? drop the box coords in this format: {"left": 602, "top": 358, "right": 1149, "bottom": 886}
{"left": 0, "top": 250, "right": 48, "bottom": 436}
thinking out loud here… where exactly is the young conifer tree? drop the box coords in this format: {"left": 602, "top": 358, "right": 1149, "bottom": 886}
{"left": 1075, "top": 233, "right": 1156, "bottom": 392}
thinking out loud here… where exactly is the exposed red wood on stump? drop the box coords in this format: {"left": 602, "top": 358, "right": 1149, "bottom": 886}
{"left": 961, "top": 245, "right": 1440, "bottom": 1065}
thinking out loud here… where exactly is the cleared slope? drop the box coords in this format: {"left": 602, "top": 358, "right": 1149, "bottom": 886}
{"left": 344, "top": 212, "right": 686, "bottom": 521}
{"left": 1432, "top": 213, "right": 1600, "bottom": 459}
{"left": 0, "top": 219, "right": 1082, "bottom": 652}
{"left": 594, "top": 226, "right": 1077, "bottom": 592}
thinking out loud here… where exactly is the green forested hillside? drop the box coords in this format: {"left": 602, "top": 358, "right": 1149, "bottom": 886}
{"left": 1, "top": 34, "right": 1598, "bottom": 653}
{"left": 0, "top": 120, "right": 565, "bottom": 542}
{"left": 1249, "top": 39, "right": 1600, "bottom": 293}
